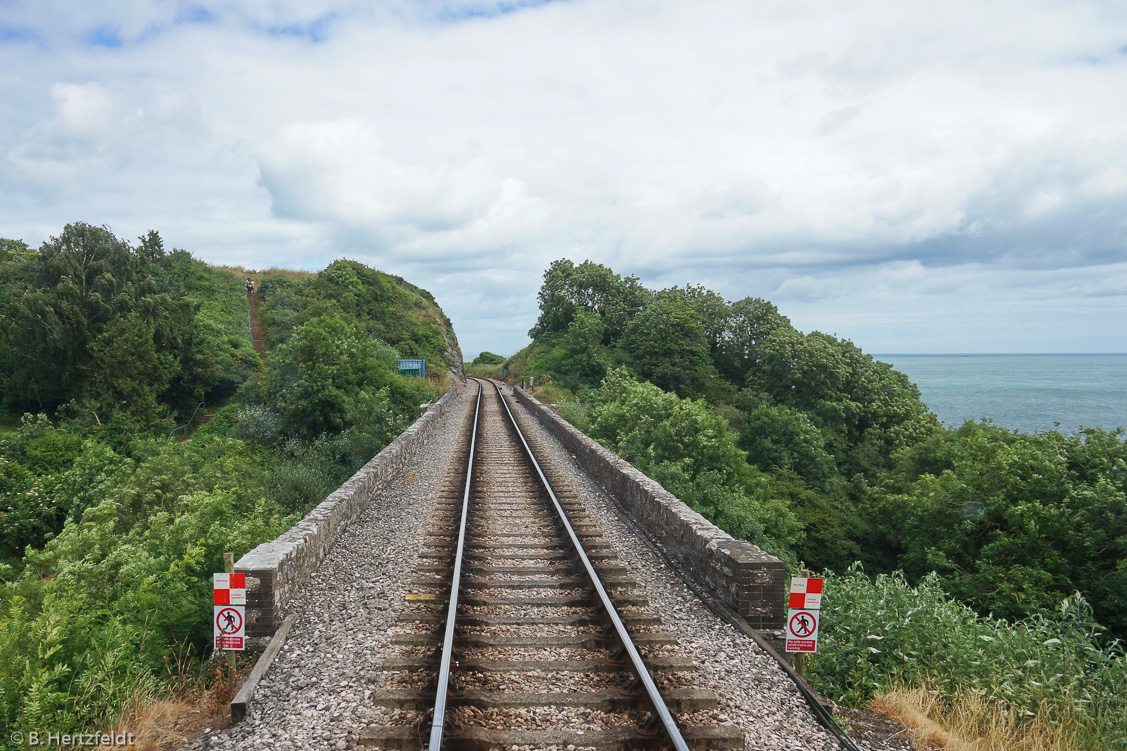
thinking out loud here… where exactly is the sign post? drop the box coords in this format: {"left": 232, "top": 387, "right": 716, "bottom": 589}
{"left": 786, "top": 575, "right": 824, "bottom": 676}
{"left": 214, "top": 554, "right": 245, "bottom": 670}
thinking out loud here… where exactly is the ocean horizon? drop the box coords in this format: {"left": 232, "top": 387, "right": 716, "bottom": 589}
{"left": 875, "top": 353, "right": 1127, "bottom": 436}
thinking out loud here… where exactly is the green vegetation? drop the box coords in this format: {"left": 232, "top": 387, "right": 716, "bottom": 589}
{"left": 253, "top": 259, "right": 453, "bottom": 371}
{"left": 0, "top": 226, "right": 244, "bottom": 434}
{"left": 0, "top": 224, "right": 458, "bottom": 738}
{"left": 465, "top": 351, "right": 507, "bottom": 377}
{"left": 471, "top": 351, "right": 505, "bottom": 366}
{"left": 812, "top": 567, "right": 1127, "bottom": 750}
{"left": 514, "top": 258, "right": 1127, "bottom": 747}
{"left": 583, "top": 370, "right": 802, "bottom": 560}
{"left": 511, "top": 259, "right": 941, "bottom": 571}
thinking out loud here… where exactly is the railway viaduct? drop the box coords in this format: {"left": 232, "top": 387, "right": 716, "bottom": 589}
{"left": 235, "top": 385, "right": 785, "bottom": 647}
{"left": 211, "top": 381, "right": 871, "bottom": 751}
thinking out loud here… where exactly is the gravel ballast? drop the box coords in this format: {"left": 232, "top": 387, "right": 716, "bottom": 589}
{"left": 503, "top": 384, "right": 911, "bottom": 751}
{"left": 186, "top": 386, "right": 474, "bottom": 751}
{"left": 187, "top": 382, "right": 911, "bottom": 751}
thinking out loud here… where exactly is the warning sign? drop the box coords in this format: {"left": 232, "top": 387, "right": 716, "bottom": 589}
{"left": 213, "top": 573, "right": 246, "bottom": 605}
{"left": 788, "top": 577, "right": 823, "bottom": 610}
{"left": 786, "top": 609, "right": 820, "bottom": 653}
{"left": 213, "top": 573, "right": 246, "bottom": 651}
{"left": 214, "top": 606, "right": 245, "bottom": 650}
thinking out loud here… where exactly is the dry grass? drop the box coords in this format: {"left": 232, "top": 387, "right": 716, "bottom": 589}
{"left": 95, "top": 661, "right": 241, "bottom": 751}
{"left": 870, "top": 686, "right": 1072, "bottom": 751}
{"left": 255, "top": 267, "right": 318, "bottom": 282}
{"left": 429, "top": 370, "right": 455, "bottom": 394}
{"left": 212, "top": 264, "right": 318, "bottom": 281}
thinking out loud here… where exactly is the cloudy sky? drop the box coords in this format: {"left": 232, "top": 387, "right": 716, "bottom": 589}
{"left": 2, "top": 0, "right": 1126, "bottom": 359}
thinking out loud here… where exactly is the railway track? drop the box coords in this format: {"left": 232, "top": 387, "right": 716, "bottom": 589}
{"left": 361, "top": 379, "right": 743, "bottom": 750}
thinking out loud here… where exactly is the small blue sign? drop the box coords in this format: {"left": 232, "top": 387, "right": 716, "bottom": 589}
{"left": 398, "top": 359, "right": 425, "bottom": 378}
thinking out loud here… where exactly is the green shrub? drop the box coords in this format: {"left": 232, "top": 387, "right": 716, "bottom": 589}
{"left": 234, "top": 405, "right": 283, "bottom": 444}
{"left": 810, "top": 565, "right": 1127, "bottom": 748}
{"left": 585, "top": 369, "right": 802, "bottom": 559}
{"left": 555, "top": 402, "right": 590, "bottom": 433}
{"left": 471, "top": 351, "right": 505, "bottom": 366}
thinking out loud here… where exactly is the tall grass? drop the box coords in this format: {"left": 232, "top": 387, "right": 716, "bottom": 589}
{"left": 872, "top": 685, "right": 1074, "bottom": 751}
{"left": 464, "top": 363, "right": 504, "bottom": 377}
{"left": 811, "top": 566, "right": 1127, "bottom": 750}
{"left": 211, "top": 265, "right": 317, "bottom": 282}
{"left": 427, "top": 371, "right": 454, "bottom": 397}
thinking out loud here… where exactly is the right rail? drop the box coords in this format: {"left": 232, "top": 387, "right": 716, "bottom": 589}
{"left": 491, "top": 380, "right": 691, "bottom": 751}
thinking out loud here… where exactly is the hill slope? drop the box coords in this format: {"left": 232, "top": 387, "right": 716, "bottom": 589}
{"left": 0, "top": 223, "right": 463, "bottom": 741}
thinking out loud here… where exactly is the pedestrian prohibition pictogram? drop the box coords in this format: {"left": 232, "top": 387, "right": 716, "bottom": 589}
{"left": 790, "top": 610, "right": 816, "bottom": 636}
{"left": 216, "top": 607, "right": 242, "bottom": 634}
{"left": 786, "top": 609, "right": 819, "bottom": 653}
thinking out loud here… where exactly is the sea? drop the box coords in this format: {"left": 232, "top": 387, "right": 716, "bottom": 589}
{"left": 875, "top": 354, "right": 1127, "bottom": 436}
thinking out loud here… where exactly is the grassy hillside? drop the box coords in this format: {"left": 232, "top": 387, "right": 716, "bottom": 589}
{"left": 220, "top": 261, "right": 462, "bottom": 382}
{"left": 0, "top": 224, "right": 462, "bottom": 743}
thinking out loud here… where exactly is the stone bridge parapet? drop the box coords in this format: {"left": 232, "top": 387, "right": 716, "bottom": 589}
{"left": 513, "top": 388, "right": 786, "bottom": 631}
{"left": 236, "top": 386, "right": 458, "bottom": 642}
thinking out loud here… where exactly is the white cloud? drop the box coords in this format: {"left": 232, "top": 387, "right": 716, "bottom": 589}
{"left": 1, "top": 0, "right": 1126, "bottom": 357}
{"left": 256, "top": 118, "right": 541, "bottom": 241}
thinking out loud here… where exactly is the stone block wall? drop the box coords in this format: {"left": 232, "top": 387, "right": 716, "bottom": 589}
{"left": 236, "top": 386, "right": 459, "bottom": 641}
{"left": 513, "top": 389, "right": 786, "bottom": 630}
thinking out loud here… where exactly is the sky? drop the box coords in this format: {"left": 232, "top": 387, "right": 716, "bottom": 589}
{"left": 2, "top": 0, "right": 1126, "bottom": 360}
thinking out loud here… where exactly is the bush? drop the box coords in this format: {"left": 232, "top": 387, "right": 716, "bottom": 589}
{"left": 585, "top": 369, "right": 802, "bottom": 559}
{"left": 267, "top": 436, "right": 352, "bottom": 513}
{"left": 234, "top": 406, "right": 282, "bottom": 444}
{"left": 810, "top": 565, "right": 1127, "bottom": 749}
{"left": 471, "top": 351, "right": 505, "bottom": 365}
{"left": 555, "top": 402, "right": 590, "bottom": 433}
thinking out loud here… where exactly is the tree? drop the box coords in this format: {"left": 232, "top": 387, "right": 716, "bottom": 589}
{"left": 716, "top": 297, "right": 790, "bottom": 385}
{"left": 529, "top": 311, "right": 615, "bottom": 390}
{"left": 529, "top": 259, "right": 650, "bottom": 343}
{"left": 675, "top": 284, "right": 730, "bottom": 356}
{"left": 739, "top": 404, "right": 837, "bottom": 487}
{"left": 756, "top": 329, "right": 938, "bottom": 475}
{"left": 871, "top": 422, "right": 1127, "bottom": 633}
{"left": 624, "top": 291, "right": 711, "bottom": 395}
{"left": 471, "top": 351, "right": 505, "bottom": 366}
{"left": 0, "top": 223, "right": 217, "bottom": 426}
{"left": 0, "top": 238, "right": 30, "bottom": 255}
{"left": 586, "top": 369, "right": 803, "bottom": 557}
{"left": 266, "top": 314, "right": 400, "bottom": 436}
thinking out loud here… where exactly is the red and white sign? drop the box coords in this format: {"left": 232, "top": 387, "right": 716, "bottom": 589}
{"left": 786, "top": 609, "right": 820, "bottom": 653}
{"left": 213, "top": 573, "right": 246, "bottom": 605}
{"left": 789, "top": 577, "right": 823, "bottom": 610}
{"left": 213, "top": 573, "right": 246, "bottom": 650}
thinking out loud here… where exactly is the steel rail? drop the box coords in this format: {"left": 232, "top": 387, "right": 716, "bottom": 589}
{"left": 427, "top": 380, "right": 482, "bottom": 751}
{"left": 490, "top": 380, "right": 692, "bottom": 751}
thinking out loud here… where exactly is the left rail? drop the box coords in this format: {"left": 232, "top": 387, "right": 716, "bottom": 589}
{"left": 426, "top": 380, "right": 482, "bottom": 751}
